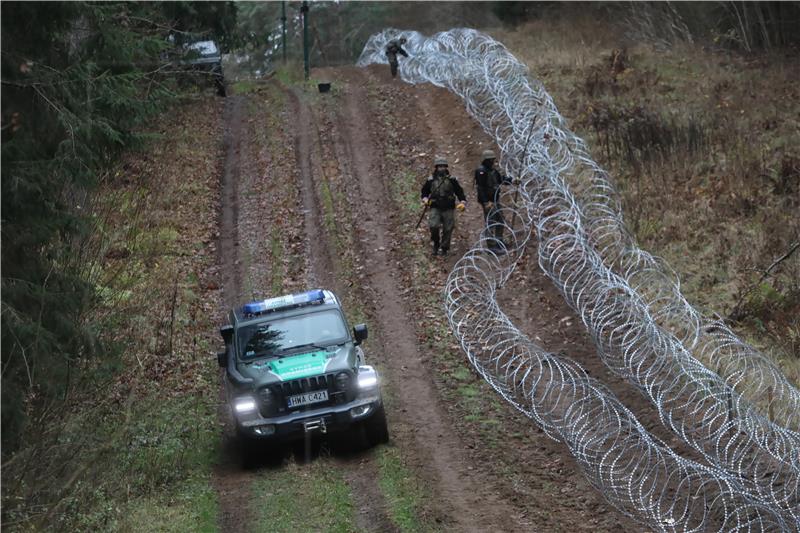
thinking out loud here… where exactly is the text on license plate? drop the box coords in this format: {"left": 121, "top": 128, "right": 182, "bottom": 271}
{"left": 287, "top": 390, "right": 329, "bottom": 408}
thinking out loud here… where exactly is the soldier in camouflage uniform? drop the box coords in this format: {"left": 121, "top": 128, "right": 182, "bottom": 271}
{"left": 421, "top": 157, "right": 467, "bottom": 256}
{"left": 385, "top": 37, "right": 408, "bottom": 78}
{"left": 475, "top": 149, "right": 513, "bottom": 253}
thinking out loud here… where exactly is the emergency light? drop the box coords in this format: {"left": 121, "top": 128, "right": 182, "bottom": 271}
{"left": 242, "top": 289, "right": 326, "bottom": 316}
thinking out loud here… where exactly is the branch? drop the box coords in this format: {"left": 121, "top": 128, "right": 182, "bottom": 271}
{"left": 729, "top": 240, "right": 799, "bottom": 320}
{"left": 763, "top": 241, "right": 799, "bottom": 277}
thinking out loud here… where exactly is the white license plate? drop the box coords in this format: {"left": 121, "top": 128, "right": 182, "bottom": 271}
{"left": 287, "top": 390, "right": 329, "bottom": 408}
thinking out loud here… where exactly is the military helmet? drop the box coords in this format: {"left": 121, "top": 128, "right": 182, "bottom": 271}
{"left": 434, "top": 156, "right": 448, "bottom": 167}
{"left": 481, "top": 149, "right": 497, "bottom": 160}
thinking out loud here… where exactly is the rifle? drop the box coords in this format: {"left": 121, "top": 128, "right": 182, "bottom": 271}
{"left": 415, "top": 204, "right": 429, "bottom": 229}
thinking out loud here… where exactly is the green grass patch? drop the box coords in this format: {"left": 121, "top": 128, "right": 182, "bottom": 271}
{"left": 376, "top": 446, "right": 438, "bottom": 533}
{"left": 34, "top": 394, "right": 221, "bottom": 532}
{"left": 275, "top": 63, "right": 304, "bottom": 87}
{"left": 233, "top": 80, "right": 262, "bottom": 94}
{"left": 110, "top": 476, "right": 217, "bottom": 533}
{"left": 251, "top": 459, "right": 355, "bottom": 533}
{"left": 376, "top": 446, "right": 437, "bottom": 531}
{"left": 318, "top": 179, "right": 338, "bottom": 235}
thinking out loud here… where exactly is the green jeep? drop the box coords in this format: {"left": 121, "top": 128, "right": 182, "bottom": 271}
{"left": 217, "top": 289, "right": 389, "bottom": 461}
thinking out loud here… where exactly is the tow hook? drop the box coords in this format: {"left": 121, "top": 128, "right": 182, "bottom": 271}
{"left": 304, "top": 418, "right": 327, "bottom": 434}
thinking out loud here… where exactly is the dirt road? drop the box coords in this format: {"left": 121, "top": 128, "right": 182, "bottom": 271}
{"left": 209, "top": 65, "right": 669, "bottom": 531}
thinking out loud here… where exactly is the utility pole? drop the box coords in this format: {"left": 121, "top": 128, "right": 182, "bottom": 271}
{"left": 301, "top": 1, "right": 310, "bottom": 80}
{"left": 281, "top": 1, "right": 287, "bottom": 64}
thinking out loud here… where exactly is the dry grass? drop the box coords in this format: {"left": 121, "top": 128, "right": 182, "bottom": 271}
{"left": 490, "top": 17, "right": 799, "bottom": 382}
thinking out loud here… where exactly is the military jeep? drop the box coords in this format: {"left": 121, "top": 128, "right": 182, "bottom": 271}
{"left": 181, "top": 39, "right": 226, "bottom": 97}
{"left": 217, "top": 289, "right": 388, "bottom": 461}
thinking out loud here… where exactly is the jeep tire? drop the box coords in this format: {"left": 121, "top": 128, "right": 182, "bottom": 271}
{"left": 364, "top": 405, "right": 390, "bottom": 446}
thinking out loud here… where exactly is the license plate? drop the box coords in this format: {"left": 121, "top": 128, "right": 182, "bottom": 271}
{"left": 287, "top": 390, "right": 328, "bottom": 408}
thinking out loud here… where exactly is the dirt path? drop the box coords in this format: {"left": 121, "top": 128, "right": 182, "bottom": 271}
{"left": 211, "top": 94, "right": 256, "bottom": 533}
{"left": 210, "top": 65, "right": 671, "bottom": 532}
{"left": 336, "top": 65, "right": 642, "bottom": 530}
{"left": 287, "top": 85, "right": 399, "bottom": 533}
{"left": 298, "top": 69, "right": 527, "bottom": 531}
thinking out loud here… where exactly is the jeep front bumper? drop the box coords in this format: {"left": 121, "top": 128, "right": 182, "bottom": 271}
{"left": 236, "top": 393, "right": 382, "bottom": 441}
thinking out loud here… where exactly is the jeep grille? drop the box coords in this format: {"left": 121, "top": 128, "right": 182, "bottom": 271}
{"left": 259, "top": 372, "right": 354, "bottom": 415}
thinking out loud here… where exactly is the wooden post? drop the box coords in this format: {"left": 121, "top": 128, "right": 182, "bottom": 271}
{"left": 301, "top": 1, "right": 310, "bottom": 80}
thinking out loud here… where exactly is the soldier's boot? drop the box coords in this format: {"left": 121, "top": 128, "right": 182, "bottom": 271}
{"left": 430, "top": 228, "right": 441, "bottom": 256}
{"left": 494, "top": 228, "right": 507, "bottom": 254}
{"left": 441, "top": 227, "right": 453, "bottom": 257}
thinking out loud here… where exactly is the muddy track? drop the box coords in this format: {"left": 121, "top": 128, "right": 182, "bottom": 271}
{"left": 286, "top": 85, "right": 399, "bottom": 533}
{"left": 349, "top": 65, "right": 643, "bottom": 530}
{"left": 211, "top": 66, "right": 669, "bottom": 531}
{"left": 212, "top": 94, "right": 256, "bottom": 533}
{"left": 301, "top": 70, "right": 525, "bottom": 530}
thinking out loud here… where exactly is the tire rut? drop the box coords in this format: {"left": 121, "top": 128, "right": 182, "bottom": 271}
{"left": 327, "top": 68, "right": 525, "bottom": 532}
{"left": 212, "top": 94, "right": 257, "bottom": 533}
{"left": 286, "top": 84, "right": 399, "bottom": 533}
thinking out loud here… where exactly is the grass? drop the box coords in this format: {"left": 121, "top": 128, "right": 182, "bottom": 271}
{"left": 376, "top": 446, "right": 438, "bottom": 533}
{"left": 114, "top": 478, "right": 217, "bottom": 533}
{"left": 17, "top": 394, "right": 221, "bottom": 532}
{"left": 492, "top": 19, "right": 799, "bottom": 388}
{"left": 251, "top": 459, "right": 356, "bottom": 533}
{"left": 0, "top": 96, "right": 227, "bottom": 532}
{"left": 232, "top": 80, "right": 262, "bottom": 94}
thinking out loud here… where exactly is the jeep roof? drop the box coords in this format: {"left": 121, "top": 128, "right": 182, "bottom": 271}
{"left": 231, "top": 287, "right": 338, "bottom": 319}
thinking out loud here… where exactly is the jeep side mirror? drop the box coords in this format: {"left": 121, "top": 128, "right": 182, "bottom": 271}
{"left": 217, "top": 350, "right": 227, "bottom": 368}
{"left": 220, "top": 325, "right": 234, "bottom": 344}
{"left": 353, "top": 324, "right": 368, "bottom": 345}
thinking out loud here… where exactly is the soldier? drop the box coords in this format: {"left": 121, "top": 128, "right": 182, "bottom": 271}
{"left": 475, "top": 149, "right": 513, "bottom": 253}
{"left": 385, "top": 37, "right": 408, "bottom": 78}
{"left": 421, "top": 157, "right": 467, "bottom": 256}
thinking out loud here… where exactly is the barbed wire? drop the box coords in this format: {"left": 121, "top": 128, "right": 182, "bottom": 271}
{"left": 358, "top": 28, "right": 799, "bottom": 531}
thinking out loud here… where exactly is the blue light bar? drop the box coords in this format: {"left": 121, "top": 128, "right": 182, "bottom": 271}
{"left": 242, "top": 289, "right": 326, "bottom": 316}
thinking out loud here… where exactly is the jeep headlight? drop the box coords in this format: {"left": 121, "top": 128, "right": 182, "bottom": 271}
{"left": 357, "top": 367, "right": 378, "bottom": 389}
{"left": 234, "top": 396, "right": 257, "bottom": 414}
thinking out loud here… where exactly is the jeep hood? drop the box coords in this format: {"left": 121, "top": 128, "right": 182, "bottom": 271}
{"left": 238, "top": 344, "right": 356, "bottom": 386}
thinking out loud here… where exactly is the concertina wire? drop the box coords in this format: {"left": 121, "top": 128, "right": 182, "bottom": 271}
{"left": 358, "top": 29, "right": 799, "bottom": 531}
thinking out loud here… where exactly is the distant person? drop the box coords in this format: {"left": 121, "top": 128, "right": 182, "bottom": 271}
{"left": 421, "top": 157, "right": 466, "bottom": 257}
{"left": 475, "top": 149, "right": 513, "bottom": 253}
{"left": 385, "top": 37, "right": 408, "bottom": 78}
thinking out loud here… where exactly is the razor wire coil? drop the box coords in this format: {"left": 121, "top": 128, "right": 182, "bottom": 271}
{"left": 358, "top": 28, "right": 800, "bottom": 531}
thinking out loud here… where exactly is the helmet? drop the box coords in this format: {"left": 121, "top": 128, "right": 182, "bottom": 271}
{"left": 434, "top": 156, "right": 448, "bottom": 167}
{"left": 399, "top": 37, "right": 407, "bottom": 44}
{"left": 481, "top": 149, "right": 496, "bottom": 160}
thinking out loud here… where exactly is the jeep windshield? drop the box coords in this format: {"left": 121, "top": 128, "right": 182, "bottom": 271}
{"left": 237, "top": 309, "right": 348, "bottom": 361}
{"left": 186, "top": 40, "right": 219, "bottom": 57}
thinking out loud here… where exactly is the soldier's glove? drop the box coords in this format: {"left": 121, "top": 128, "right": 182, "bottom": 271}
{"left": 456, "top": 202, "right": 466, "bottom": 212}
{"left": 422, "top": 197, "right": 431, "bottom": 207}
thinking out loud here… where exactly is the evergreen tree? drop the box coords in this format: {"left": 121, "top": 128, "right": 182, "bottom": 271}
{"left": 1, "top": 1, "right": 235, "bottom": 454}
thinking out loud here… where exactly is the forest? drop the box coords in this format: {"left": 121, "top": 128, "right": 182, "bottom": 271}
{"left": 2, "top": 2, "right": 798, "bottom": 531}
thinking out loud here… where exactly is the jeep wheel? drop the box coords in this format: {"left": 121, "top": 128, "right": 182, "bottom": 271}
{"left": 364, "top": 405, "right": 390, "bottom": 446}
{"left": 215, "top": 77, "right": 227, "bottom": 97}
